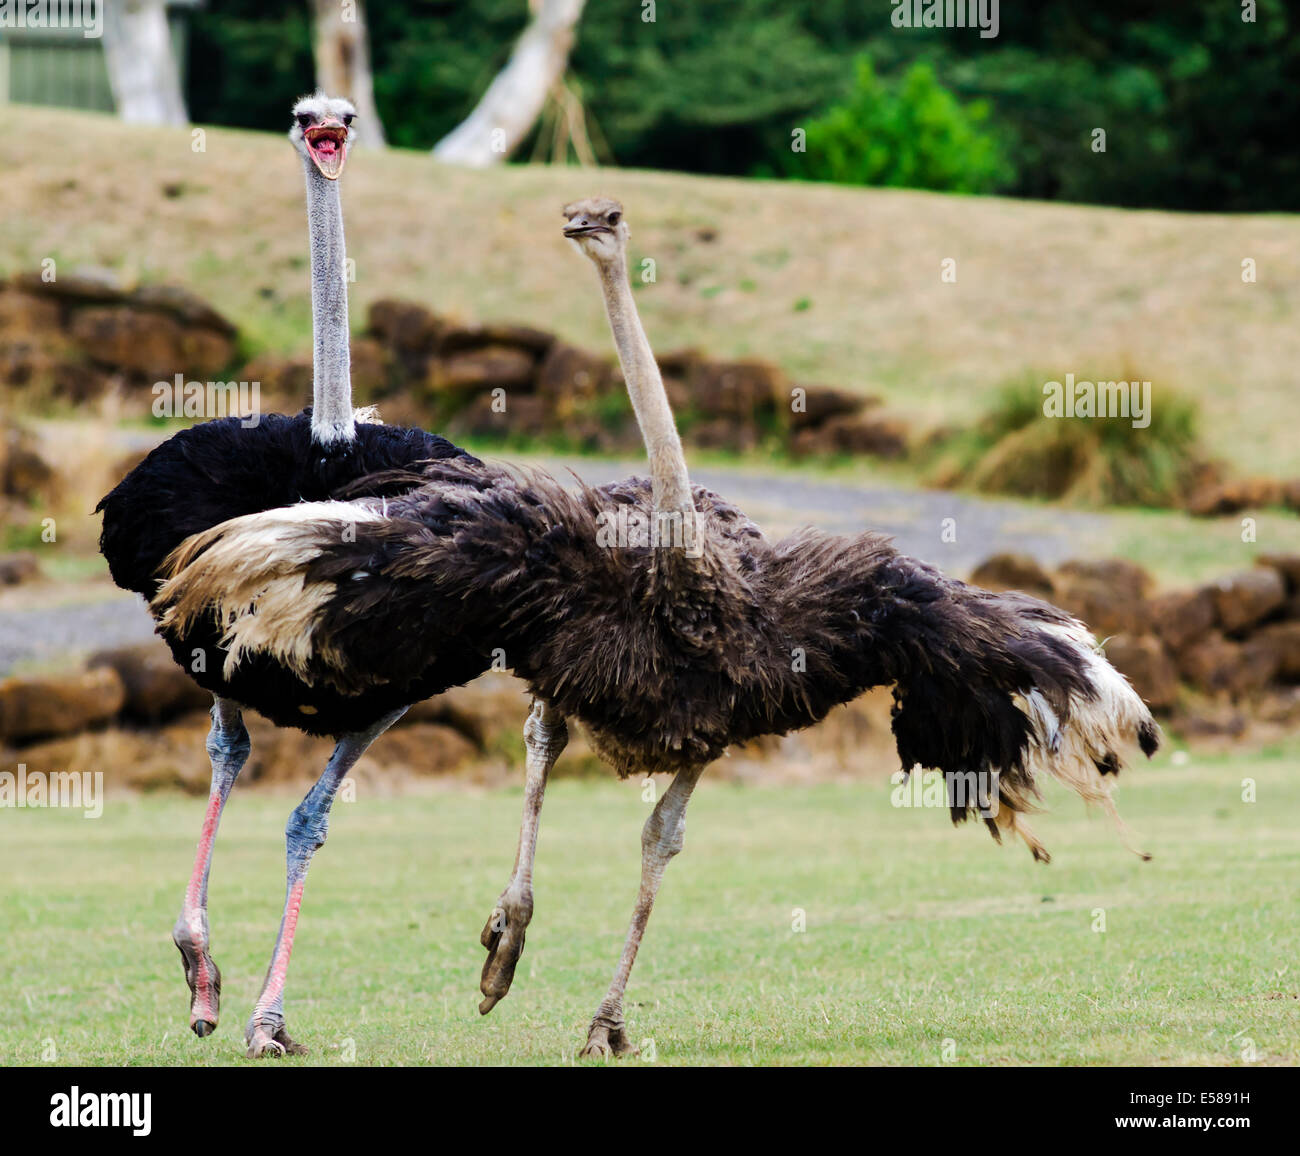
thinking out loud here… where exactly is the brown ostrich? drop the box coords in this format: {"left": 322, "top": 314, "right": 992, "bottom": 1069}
{"left": 153, "top": 198, "right": 1159, "bottom": 1059}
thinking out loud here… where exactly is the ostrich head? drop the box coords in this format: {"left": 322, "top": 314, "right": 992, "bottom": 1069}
{"left": 290, "top": 92, "right": 357, "bottom": 180}
{"left": 563, "top": 197, "right": 629, "bottom": 264}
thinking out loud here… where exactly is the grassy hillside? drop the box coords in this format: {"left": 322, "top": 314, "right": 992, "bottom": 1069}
{"left": 7, "top": 107, "right": 1299, "bottom": 474}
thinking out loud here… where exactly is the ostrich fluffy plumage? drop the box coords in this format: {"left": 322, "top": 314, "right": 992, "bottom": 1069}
{"left": 97, "top": 412, "right": 479, "bottom": 735}
{"left": 156, "top": 453, "right": 1159, "bottom": 862}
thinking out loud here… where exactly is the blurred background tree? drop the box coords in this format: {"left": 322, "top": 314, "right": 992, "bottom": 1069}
{"left": 310, "top": 0, "right": 387, "bottom": 147}
{"left": 432, "top": 0, "right": 588, "bottom": 166}
{"left": 186, "top": 0, "right": 1299, "bottom": 211}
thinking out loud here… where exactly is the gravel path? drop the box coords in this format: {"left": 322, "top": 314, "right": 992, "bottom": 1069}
{"left": 0, "top": 459, "right": 1105, "bottom": 677}
{"left": 569, "top": 460, "right": 1105, "bottom": 572}
{"left": 0, "top": 593, "right": 156, "bottom": 676}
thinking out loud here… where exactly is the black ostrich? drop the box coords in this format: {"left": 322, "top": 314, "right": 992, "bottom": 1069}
{"left": 152, "top": 197, "right": 1160, "bottom": 1059}
{"left": 96, "top": 93, "right": 478, "bottom": 1057}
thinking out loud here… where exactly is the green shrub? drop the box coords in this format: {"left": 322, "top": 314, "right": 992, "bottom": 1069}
{"left": 782, "top": 58, "right": 1011, "bottom": 193}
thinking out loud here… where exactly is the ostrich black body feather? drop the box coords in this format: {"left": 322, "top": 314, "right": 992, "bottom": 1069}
{"left": 96, "top": 412, "right": 486, "bottom": 736}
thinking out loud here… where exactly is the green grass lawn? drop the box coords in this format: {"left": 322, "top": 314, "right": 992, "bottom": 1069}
{"left": 2, "top": 745, "right": 1297, "bottom": 1066}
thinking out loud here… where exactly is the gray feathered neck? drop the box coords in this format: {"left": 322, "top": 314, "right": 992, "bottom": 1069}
{"left": 304, "top": 161, "right": 355, "bottom": 445}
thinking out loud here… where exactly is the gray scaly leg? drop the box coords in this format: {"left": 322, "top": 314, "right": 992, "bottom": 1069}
{"left": 479, "top": 699, "right": 568, "bottom": 1013}
{"left": 244, "top": 707, "right": 406, "bottom": 1058}
{"left": 582, "top": 763, "right": 706, "bottom": 1058}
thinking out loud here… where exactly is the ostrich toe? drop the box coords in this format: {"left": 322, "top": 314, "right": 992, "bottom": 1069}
{"left": 173, "top": 925, "right": 222, "bottom": 1038}
{"left": 478, "top": 892, "right": 533, "bottom": 1013}
{"left": 580, "top": 1020, "right": 638, "bottom": 1060}
{"left": 245, "top": 1019, "right": 307, "bottom": 1059}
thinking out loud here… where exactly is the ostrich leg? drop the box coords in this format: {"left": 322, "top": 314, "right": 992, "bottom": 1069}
{"left": 479, "top": 699, "right": 567, "bottom": 1013}
{"left": 581, "top": 763, "right": 706, "bottom": 1059}
{"left": 173, "top": 696, "right": 250, "bottom": 1038}
{"left": 245, "top": 707, "right": 406, "bottom": 1058}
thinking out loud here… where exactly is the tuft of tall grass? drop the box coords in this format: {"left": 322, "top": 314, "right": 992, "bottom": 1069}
{"left": 925, "top": 373, "right": 1207, "bottom": 508}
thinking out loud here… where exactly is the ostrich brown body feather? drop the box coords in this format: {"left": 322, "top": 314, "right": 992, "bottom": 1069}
{"left": 155, "top": 453, "right": 1158, "bottom": 857}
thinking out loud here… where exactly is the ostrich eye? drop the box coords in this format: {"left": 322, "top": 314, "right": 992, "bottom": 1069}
{"left": 296, "top": 114, "right": 312, "bottom": 129}
{"left": 607, "top": 211, "right": 621, "bottom": 225}
{"left": 342, "top": 114, "right": 355, "bottom": 126}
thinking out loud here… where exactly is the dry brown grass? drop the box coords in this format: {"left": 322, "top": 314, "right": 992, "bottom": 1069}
{"left": 0, "top": 416, "right": 129, "bottom": 558}
{"left": 925, "top": 375, "right": 1206, "bottom": 507}
{"left": 6, "top": 107, "right": 1299, "bottom": 475}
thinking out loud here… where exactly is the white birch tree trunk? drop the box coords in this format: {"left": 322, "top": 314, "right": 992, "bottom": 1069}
{"left": 433, "top": 0, "right": 587, "bottom": 167}
{"left": 311, "top": 0, "right": 387, "bottom": 148}
{"left": 102, "top": 0, "right": 188, "bottom": 126}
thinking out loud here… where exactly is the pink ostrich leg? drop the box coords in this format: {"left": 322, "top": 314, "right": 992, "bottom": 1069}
{"left": 245, "top": 707, "right": 406, "bottom": 1059}
{"left": 173, "top": 697, "right": 250, "bottom": 1037}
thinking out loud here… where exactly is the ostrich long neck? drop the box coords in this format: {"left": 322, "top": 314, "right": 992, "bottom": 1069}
{"left": 304, "top": 161, "right": 355, "bottom": 444}
{"left": 597, "top": 254, "right": 699, "bottom": 548}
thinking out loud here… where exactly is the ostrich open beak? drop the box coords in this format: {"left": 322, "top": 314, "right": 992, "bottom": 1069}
{"left": 563, "top": 222, "right": 610, "bottom": 238}
{"left": 304, "top": 121, "right": 348, "bottom": 180}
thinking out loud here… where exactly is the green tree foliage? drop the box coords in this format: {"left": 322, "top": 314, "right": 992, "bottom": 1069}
{"left": 782, "top": 58, "right": 1008, "bottom": 193}
{"left": 187, "top": 0, "right": 1298, "bottom": 211}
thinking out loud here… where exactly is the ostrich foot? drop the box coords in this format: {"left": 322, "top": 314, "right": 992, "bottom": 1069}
{"left": 478, "top": 891, "right": 533, "bottom": 1014}
{"left": 173, "top": 923, "right": 222, "bottom": 1037}
{"left": 245, "top": 1015, "right": 308, "bottom": 1059}
{"left": 580, "top": 1019, "right": 638, "bottom": 1059}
